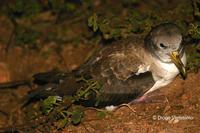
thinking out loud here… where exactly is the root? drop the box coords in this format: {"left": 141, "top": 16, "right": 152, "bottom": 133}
{"left": 114, "top": 103, "right": 136, "bottom": 113}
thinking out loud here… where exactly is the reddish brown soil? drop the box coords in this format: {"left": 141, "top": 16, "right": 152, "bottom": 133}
{"left": 0, "top": 43, "right": 199, "bottom": 133}
{"left": 63, "top": 72, "right": 200, "bottom": 133}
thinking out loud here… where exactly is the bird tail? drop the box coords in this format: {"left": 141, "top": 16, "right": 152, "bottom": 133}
{"left": 0, "top": 80, "right": 30, "bottom": 89}
{"left": 22, "top": 70, "right": 83, "bottom": 107}
{"left": 0, "top": 70, "right": 79, "bottom": 107}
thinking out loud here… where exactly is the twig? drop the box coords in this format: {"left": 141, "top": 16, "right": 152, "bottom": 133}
{"left": 114, "top": 103, "right": 136, "bottom": 113}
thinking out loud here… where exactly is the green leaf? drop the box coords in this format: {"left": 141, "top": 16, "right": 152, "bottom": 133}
{"left": 88, "top": 13, "right": 99, "bottom": 32}
{"left": 71, "top": 109, "right": 84, "bottom": 125}
{"left": 188, "top": 23, "right": 200, "bottom": 39}
{"left": 10, "top": 0, "right": 41, "bottom": 18}
{"left": 41, "top": 96, "right": 58, "bottom": 115}
{"left": 49, "top": 0, "right": 62, "bottom": 10}
{"left": 65, "top": 3, "right": 76, "bottom": 11}
{"left": 15, "top": 25, "right": 41, "bottom": 47}
{"left": 186, "top": 44, "right": 200, "bottom": 72}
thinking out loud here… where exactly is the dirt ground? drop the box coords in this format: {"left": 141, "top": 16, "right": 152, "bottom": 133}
{"left": 0, "top": 43, "right": 199, "bottom": 132}
{"left": 0, "top": 0, "right": 200, "bottom": 132}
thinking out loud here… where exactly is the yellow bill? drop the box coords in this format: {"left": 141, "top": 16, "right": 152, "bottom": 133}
{"left": 170, "top": 51, "right": 187, "bottom": 79}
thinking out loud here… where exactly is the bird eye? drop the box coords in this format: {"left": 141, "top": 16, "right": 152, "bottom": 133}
{"left": 159, "top": 43, "right": 167, "bottom": 49}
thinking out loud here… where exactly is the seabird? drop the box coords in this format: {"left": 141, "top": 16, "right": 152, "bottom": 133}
{"left": 0, "top": 23, "right": 187, "bottom": 108}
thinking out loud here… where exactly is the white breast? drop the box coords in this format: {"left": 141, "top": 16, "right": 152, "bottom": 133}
{"left": 153, "top": 52, "right": 186, "bottom": 81}
{"left": 144, "top": 53, "right": 186, "bottom": 95}
{"left": 159, "top": 61, "right": 179, "bottom": 80}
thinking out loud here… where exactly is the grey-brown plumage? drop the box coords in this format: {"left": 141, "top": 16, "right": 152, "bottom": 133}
{"left": 75, "top": 36, "right": 155, "bottom": 106}
{"left": 27, "top": 36, "right": 155, "bottom": 107}
{"left": 16, "top": 23, "right": 187, "bottom": 107}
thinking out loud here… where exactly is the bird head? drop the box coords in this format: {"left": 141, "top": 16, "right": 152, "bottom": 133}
{"left": 145, "top": 23, "right": 187, "bottom": 79}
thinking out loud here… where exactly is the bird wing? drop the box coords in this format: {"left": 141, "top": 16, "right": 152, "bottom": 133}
{"left": 75, "top": 37, "right": 155, "bottom": 106}
{"left": 77, "top": 37, "right": 146, "bottom": 80}
{"left": 26, "top": 37, "right": 155, "bottom": 107}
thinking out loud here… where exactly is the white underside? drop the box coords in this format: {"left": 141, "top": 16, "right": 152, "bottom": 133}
{"left": 144, "top": 52, "right": 186, "bottom": 95}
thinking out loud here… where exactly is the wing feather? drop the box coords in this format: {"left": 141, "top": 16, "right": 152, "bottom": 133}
{"left": 76, "top": 37, "right": 155, "bottom": 106}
